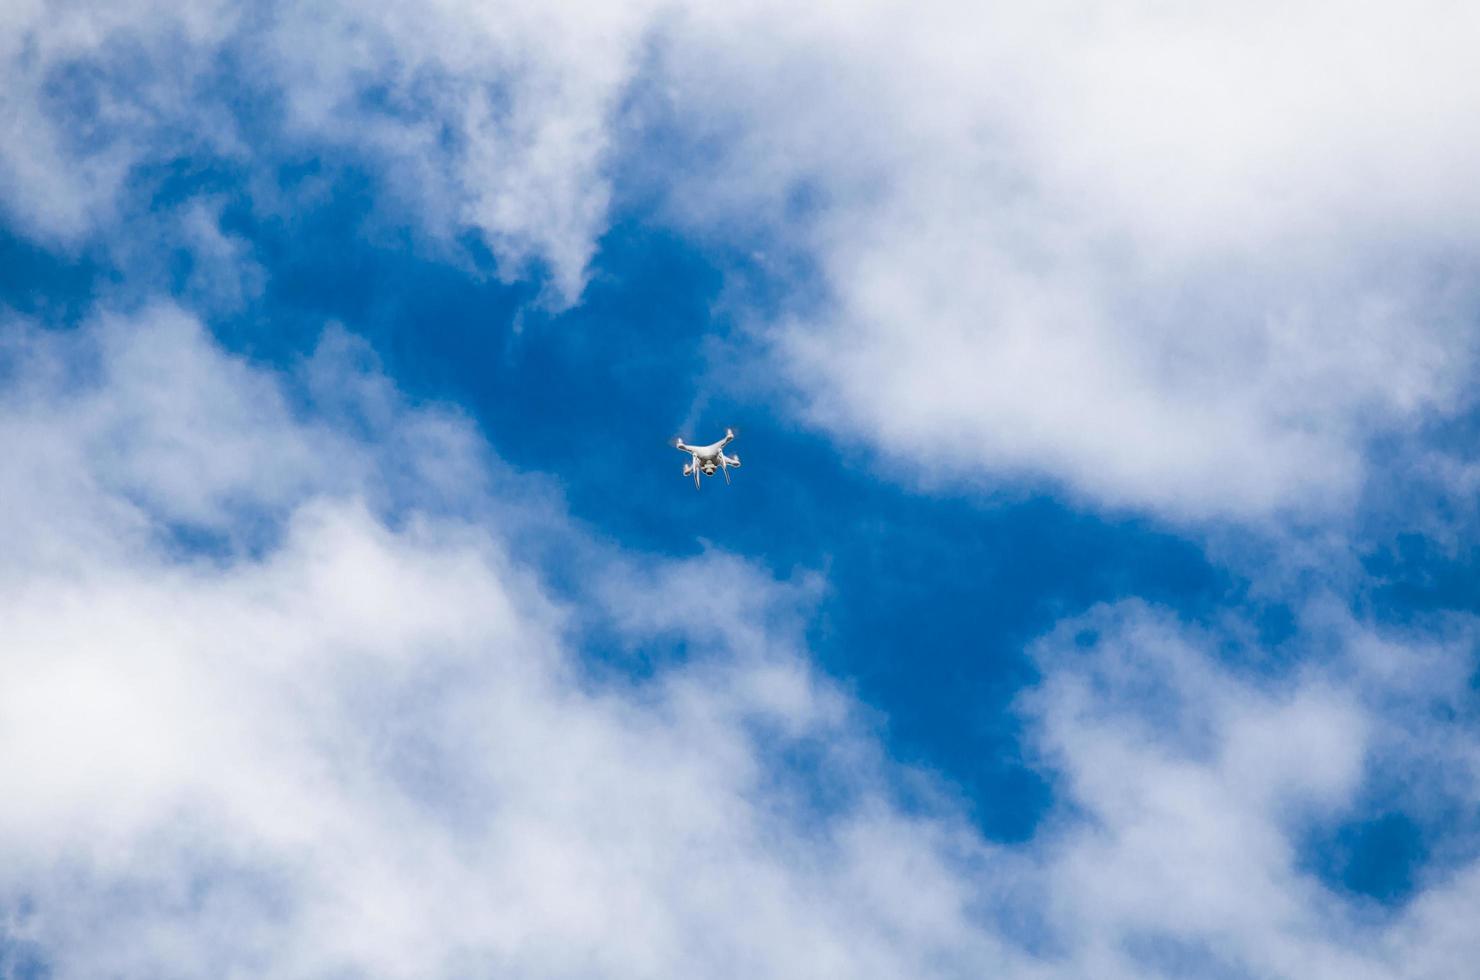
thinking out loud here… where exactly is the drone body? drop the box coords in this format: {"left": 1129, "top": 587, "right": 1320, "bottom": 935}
{"left": 674, "top": 428, "right": 741, "bottom": 489}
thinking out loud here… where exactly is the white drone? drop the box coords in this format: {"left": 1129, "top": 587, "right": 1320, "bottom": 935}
{"left": 673, "top": 428, "right": 741, "bottom": 489}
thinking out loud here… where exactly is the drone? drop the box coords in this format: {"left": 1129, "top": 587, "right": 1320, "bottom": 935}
{"left": 673, "top": 428, "right": 741, "bottom": 489}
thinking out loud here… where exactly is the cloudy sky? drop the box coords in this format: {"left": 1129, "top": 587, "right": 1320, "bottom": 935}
{"left": 3, "top": 2, "right": 1480, "bottom": 977}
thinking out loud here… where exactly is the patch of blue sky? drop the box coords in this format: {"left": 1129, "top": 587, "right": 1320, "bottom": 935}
{"left": 0, "top": 131, "right": 1400, "bottom": 861}
{"left": 0, "top": 227, "right": 104, "bottom": 325}
{"left": 1300, "top": 811, "right": 1431, "bottom": 910}
{"left": 0, "top": 144, "right": 1228, "bottom": 845}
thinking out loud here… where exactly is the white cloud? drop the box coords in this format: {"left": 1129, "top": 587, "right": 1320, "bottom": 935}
{"left": 3, "top": 306, "right": 1480, "bottom": 978}
{"left": 651, "top": 1, "right": 1480, "bottom": 520}
{"left": 1022, "top": 600, "right": 1480, "bottom": 979}
{"left": 261, "top": 0, "right": 667, "bottom": 305}
{"left": 0, "top": 0, "right": 656, "bottom": 306}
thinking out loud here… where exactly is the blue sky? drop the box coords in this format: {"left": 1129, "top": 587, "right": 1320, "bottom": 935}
{"left": 3, "top": 3, "right": 1480, "bottom": 978}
